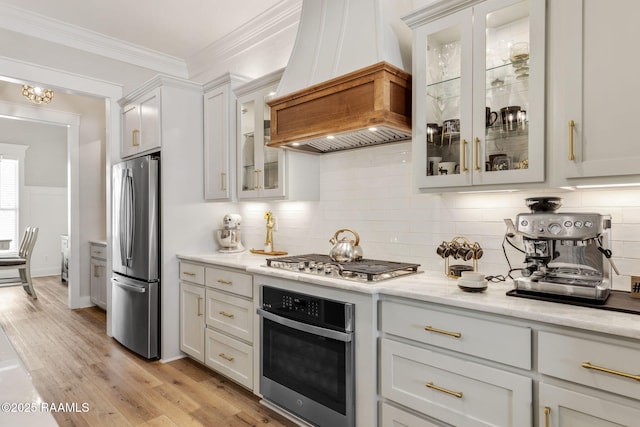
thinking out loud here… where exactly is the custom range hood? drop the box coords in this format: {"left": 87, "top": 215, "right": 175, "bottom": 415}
{"left": 267, "top": 0, "right": 413, "bottom": 154}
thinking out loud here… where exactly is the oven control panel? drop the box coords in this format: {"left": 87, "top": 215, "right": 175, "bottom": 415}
{"left": 260, "top": 285, "right": 353, "bottom": 332}
{"left": 281, "top": 295, "right": 320, "bottom": 318}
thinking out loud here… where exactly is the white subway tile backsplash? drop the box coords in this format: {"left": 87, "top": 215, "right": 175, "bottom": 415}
{"left": 231, "top": 142, "right": 640, "bottom": 291}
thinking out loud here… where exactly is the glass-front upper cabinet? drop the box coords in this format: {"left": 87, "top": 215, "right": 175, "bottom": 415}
{"left": 237, "top": 79, "right": 285, "bottom": 199}
{"left": 405, "top": 0, "right": 545, "bottom": 190}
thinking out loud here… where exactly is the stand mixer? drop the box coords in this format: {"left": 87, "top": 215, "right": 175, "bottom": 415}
{"left": 215, "top": 214, "right": 245, "bottom": 253}
{"left": 512, "top": 197, "right": 617, "bottom": 302}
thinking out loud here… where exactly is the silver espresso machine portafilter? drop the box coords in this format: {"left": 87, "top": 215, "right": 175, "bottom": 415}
{"left": 512, "top": 197, "right": 618, "bottom": 302}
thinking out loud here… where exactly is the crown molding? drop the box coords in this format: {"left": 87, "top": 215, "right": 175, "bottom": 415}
{"left": 0, "top": 3, "right": 189, "bottom": 78}
{"left": 118, "top": 74, "right": 203, "bottom": 106}
{"left": 187, "top": 0, "right": 302, "bottom": 79}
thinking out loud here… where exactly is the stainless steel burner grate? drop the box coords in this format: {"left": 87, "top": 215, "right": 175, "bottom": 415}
{"left": 266, "top": 254, "right": 420, "bottom": 282}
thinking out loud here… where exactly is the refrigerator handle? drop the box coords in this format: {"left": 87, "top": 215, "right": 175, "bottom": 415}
{"left": 118, "top": 168, "right": 128, "bottom": 267}
{"left": 125, "top": 169, "right": 135, "bottom": 267}
{"left": 112, "top": 278, "right": 147, "bottom": 294}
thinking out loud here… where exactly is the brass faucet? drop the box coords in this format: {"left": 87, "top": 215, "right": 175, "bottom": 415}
{"left": 264, "top": 211, "right": 275, "bottom": 252}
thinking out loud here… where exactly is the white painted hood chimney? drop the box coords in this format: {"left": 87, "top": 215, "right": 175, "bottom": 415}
{"left": 267, "top": 0, "right": 414, "bottom": 153}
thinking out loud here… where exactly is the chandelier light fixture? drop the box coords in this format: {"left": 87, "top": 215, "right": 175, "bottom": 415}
{"left": 22, "top": 85, "right": 54, "bottom": 104}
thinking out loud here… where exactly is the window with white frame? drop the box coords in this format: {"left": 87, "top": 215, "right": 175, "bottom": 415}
{"left": 0, "top": 157, "right": 19, "bottom": 252}
{"left": 0, "top": 144, "right": 27, "bottom": 254}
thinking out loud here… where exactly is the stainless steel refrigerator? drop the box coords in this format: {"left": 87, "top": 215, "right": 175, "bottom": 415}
{"left": 112, "top": 154, "right": 160, "bottom": 359}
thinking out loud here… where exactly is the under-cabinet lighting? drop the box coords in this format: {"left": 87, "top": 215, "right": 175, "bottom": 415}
{"left": 290, "top": 142, "right": 300, "bottom": 147}
{"left": 456, "top": 189, "right": 519, "bottom": 194}
{"left": 326, "top": 135, "right": 335, "bottom": 139}
{"left": 575, "top": 183, "right": 640, "bottom": 189}
{"left": 368, "top": 127, "right": 378, "bottom": 132}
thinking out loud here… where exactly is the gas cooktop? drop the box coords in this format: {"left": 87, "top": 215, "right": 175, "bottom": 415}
{"left": 265, "top": 254, "right": 421, "bottom": 282}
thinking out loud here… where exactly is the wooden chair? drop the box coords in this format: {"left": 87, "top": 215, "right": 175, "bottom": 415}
{"left": 0, "top": 227, "right": 39, "bottom": 299}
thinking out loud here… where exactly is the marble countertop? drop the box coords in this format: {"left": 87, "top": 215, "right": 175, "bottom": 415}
{"left": 0, "top": 327, "right": 57, "bottom": 426}
{"left": 177, "top": 252, "right": 640, "bottom": 341}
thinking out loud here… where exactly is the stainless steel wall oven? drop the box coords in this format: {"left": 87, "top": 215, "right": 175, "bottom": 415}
{"left": 258, "top": 285, "right": 355, "bottom": 427}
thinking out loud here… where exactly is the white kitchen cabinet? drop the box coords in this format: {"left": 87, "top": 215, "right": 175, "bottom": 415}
{"left": 537, "top": 330, "right": 640, "bottom": 426}
{"left": 178, "top": 260, "right": 254, "bottom": 389}
{"left": 119, "top": 76, "right": 202, "bottom": 160}
{"left": 381, "top": 401, "right": 450, "bottom": 427}
{"left": 548, "top": 0, "right": 640, "bottom": 184}
{"left": 121, "top": 88, "right": 160, "bottom": 158}
{"left": 381, "top": 338, "right": 532, "bottom": 426}
{"left": 203, "top": 73, "right": 249, "bottom": 201}
{"left": 179, "top": 263, "right": 205, "bottom": 363}
{"left": 404, "top": 0, "right": 545, "bottom": 191}
{"left": 539, "top": 383, "right": 640, "bottom": 427}
{"left": 236, "top": 69, "right": 319, "bottom": 200}
{"left": 205, "top": 328, "right": 253, "bottom": 389}
{"left": 380, "top": 299, "right": 531, "bottom": 369}
{"left": 205, "top": 288, "right": 253, "bottom": 343}
{"left": 89, "top": 242, "right": 107, "bottom": 310}
{"left": 379, "top": 297, "right": 532, "bottom": 426}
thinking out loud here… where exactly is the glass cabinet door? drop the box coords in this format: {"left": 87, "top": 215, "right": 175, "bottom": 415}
{"left": 239, "top": 99, "right": 256, "bottom": 195}
{"left": 473, "top": 0, "right": 544, "bottom": 185}
{"left": 263, "top": 90, "right": 280, "bottom": 191}
{"left": 237, "top": 83, "right": 285, "bottom": 199}
{"left": 410, "top": 0, "right": 544, "bottom": 190}
{"left": 418, "top": 9, "right": 473, "bottom": 188}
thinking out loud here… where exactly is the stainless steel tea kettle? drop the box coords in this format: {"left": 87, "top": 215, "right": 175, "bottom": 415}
{"left": 329, "top": 228, "right": 363, "bottom": 262}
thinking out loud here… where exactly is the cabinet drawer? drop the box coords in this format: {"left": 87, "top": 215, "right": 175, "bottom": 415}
{"left": 205, "top": 289, "right": 253, "bottom": 343}
{"left": 90, "top": 244, "right": 107, "bottom": 260}
{"left": 180, "top": 262, "right": 205, "bottom": 285}
{"left": 539, "top": 331, "right": 640, "bottom": 401}
{"left": 380, "top": 300, "right": 531, "bottom": 369}
{"left": 381, "top": 401, "right": 450, "bottom": 427}
{"left": 381, "top": 339, "right": 531, "bottom": 427}
{"left": 205, "top": 267, "right": 252, "bottom": 298}
{"left": 205, "top": 329, "right": 252, "bottom": 389}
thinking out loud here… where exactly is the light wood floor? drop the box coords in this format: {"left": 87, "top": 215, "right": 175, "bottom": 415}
{"left": 0, "top": 276, "right": 297, "bottom": 427}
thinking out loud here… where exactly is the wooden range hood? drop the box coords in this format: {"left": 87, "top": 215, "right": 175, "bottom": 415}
{"left": 267, "top": 62, "right": 412, "bottom": 154}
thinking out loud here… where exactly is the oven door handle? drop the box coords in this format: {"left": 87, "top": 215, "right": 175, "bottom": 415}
{"left": 257, "top": 308, "right": 353, "bottom": 343}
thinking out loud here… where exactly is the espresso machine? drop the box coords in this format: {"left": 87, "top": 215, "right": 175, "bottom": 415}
{"left": 215, "top": 214, "right": 245, "bottom": 253}
{"left": 512, "top": 197, "right": 617, "bottom": 302}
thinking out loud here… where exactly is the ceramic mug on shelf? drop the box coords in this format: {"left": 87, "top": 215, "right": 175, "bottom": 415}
{"left": 500, "top": 106, "right": 521, "bottom": 131}
{"left": 438, "top": 162, "right": 458, "bottom": 175}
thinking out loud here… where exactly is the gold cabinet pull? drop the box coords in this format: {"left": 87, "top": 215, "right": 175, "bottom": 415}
{"left": 461, "top": 139, "right": 468, "bottom": 172}
{"left": 132, "top": 129, "right": 140, "bottom": 146}
{"left": 218, "top": 353, "right": 234, "bottom": 362}
{"left": 220, "top": 172, "right": 226, "bottom": 191}
{"left": 219, "top": 311, "right": 234, "bottom": 318}
{"left": 568, "top": 120, "right": 575, "bottom": 160}
{"left": 183, "top": 271, "right": 196, "bottom": 277}
{"left": 474, "top": 137, "right": 481, "bottom": 171}
{"left": 424, "top": 326, "right": 461, "bottom": 338}
{"left": 216, "top": 279, "right": 232, "bottom": 285}
{"left": 425, "top": 382, "right": 463, "bottom": 398}
{"left": 197, "top": 296, "right": 203, "bottom": 317}
{"left": 544, "top": 407, "right": 550, "bottom": 427}
{"left": 581, "top": 361, "right": 640, "bottom": 381}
